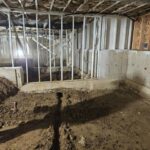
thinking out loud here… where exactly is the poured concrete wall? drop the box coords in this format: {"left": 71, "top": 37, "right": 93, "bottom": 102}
{"left": 97, "top": 50, "right": 128, "bottom": 79}
{"left": 0, "top": 67, "right": 24, "bottom": 88}
{"left": 76, "top": 49, "right": 128, "bottom": 80}
{"left": 127, "top": 51, "right": 150, "bottom": 88}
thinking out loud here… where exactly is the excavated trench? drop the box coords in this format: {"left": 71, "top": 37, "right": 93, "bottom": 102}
{"left": 50, "top": 92, "right": 62, "bottom": 150}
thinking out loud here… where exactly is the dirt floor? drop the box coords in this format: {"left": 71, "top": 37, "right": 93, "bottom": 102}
{"left": 0, "top": 87, "right": 150, "bottom": 150}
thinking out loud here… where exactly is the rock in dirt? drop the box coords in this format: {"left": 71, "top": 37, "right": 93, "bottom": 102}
{"left": 78, "top": 136, "right": 86, "bottom": 147}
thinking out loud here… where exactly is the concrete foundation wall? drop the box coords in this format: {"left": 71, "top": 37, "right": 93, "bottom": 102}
{"left": 97, "top": 50, "right": 128, "bottom": 79}
{"left": 0, "top": 67, "right": 24, "bottom": 88}
{"left": 76, "top": 49, "right": 128, "bottom": 80}
{"left": 127, "top": 50, "right": 150, "bottom": 88}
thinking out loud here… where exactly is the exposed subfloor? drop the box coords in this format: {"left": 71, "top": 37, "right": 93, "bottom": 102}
{"left": 0, "top": 88, "right": 150, "bottom": 150}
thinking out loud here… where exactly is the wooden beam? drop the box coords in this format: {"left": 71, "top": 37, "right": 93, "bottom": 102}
{"left": 18, "top": 0, "right": 28, "bottom": 19}
{"left": 113, "top": 2, "right": 135, "bottom": 13}
{"left": 50, "top": 0, "right": 55, "bottom": 11}
{"left": 18, "top": 0, "right": 24, "bottom": 9}
{"left": 63, "top": 0, "right": 72, "bottom": 12}
{"left": 100, "top": 1, "right": 121, "bottom": 13}
{"left": 122, "top": 3, "right": 148, "bottom": 14}
{"left": 139, "top": 16, "right": 145, "bottom": 50}
{"left": 35, "top": 0, "right": 38, "bottom": 10}
{"left": 89, "top": 0, "right": 105, "bottom": 12}
{"left": 0, "top": 7, "right": 65, "bottom": 15}
{"left": 2, "top": 0, "right": 10, "bottom": 9}
{"left": 76, "top": 0, "right": 89, "bottom": 12}
{"left": 143, "top": 8, "right": 150, "bottom": 16}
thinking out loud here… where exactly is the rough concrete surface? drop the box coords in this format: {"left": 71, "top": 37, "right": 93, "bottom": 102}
{"left": 21, "top": 79, "right": 119, "bottom": 93}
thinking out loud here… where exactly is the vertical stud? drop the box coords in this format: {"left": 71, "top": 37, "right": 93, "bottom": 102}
{"left": 36, "top": 12, "right": 40, "bottom": 82}
{"left": 23, "top": 13, "right": 29, "bottom": 83}
{"left": 91, "top": 17, "right": 96, "bottom": 78}
{"left": 72, "top": 16, "right": 75, "bottom": 80}
{"left": 81, "top": 16, "right": 86, "bottom": 79}
{"left": 8, "top": 13, "right": 14, "bottom": 67}
{"left": 49, "top": 14, "right": 52, "bottom": 81}
{"left": 60, "top": 15, "right": 63, "bottom": 81}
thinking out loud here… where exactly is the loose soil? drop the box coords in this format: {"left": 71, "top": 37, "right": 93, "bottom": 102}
{"left": 0, "top": 77, "right": 18, "bottom": 103}
{"left": 0, "top": 87, "right": 150, "bottom": 150}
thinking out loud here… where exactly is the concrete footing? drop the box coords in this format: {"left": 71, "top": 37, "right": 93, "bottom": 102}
{"left": 21, "top": 79, "right": 119, "bottom": 93}
{"left": 20, "top": 79, "right": 150, "bottom": 99}
{"left": 124, "top": 80, "right": 150, "bottom": 98}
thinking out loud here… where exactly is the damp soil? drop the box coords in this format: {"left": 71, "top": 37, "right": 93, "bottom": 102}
{"left": 0, "top": 88, "right": 150, "bottom": 150}
{"left": 0, "top": 77, "right": 18, "bottom": 103}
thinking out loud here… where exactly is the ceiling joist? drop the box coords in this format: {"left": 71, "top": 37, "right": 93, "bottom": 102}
{"left": 122, "top": 3, "right": 148, "bottom": 14}
{"left": 100, "top": 1, "right": 121, "bottom": 13}
{"left": 50, "top": 0, "right": 55, "bottom": 11}
{"left": 76, "top": 0, "right": 90, "bottom": 12}
{"left": 63, "top": 0, "right": 72, "bottom": 12}
{"left": 1, "top": 0, "right": 10, "bottom": 9}
{"left": 113, "top": 2, "right": 136, "bottom": 13}
{"left": 35, "top": 0, "right": 38, "bottom": 10}
{"left": 0, "top": 0, "right": 150, "bottom": 28}
{"left": 88, "top": 0, "right": 105, "bottom": 12}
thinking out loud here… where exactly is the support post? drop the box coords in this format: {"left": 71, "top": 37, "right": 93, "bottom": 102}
{"left": 65, "top": 30, "right": 68, "bottom": 66}
{"left": 98, "top": 16, "right": 103, "bottom": 78}
{"left": 36, "top": 12, "right": 40, "bottom": 82}
{"left": 81, "top": 16, "right": 86, "bottom": 79}
{"left": 97, "top": 17, "right": 102, "bottom": 78}
{"left": 60, "top": 15, "right": 63, "bottom": 80}
{"left": 91, "top": 17, "right": 96, "bottom": 78}
{"left": 8, "top": 13, "right": 14, "bottom": 67}
{"left": 53, "top": 32, "right": 56, "bottom": 67}
{"left": 22, "top": 13, "right": 29, "bottom": 83}
{"left": 71, "top": 16, "right": 74, "bottom": 80}
{"left": 49, "top": 14, "right": 52, "bottom": 81}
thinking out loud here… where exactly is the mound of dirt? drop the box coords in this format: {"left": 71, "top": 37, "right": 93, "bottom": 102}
{"left": 0, "top": 77, "right": 18, "bottom": 102}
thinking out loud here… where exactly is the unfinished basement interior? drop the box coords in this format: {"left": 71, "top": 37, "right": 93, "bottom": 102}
{"left": 0, "top": 0, "right": 150, "bottom": 149}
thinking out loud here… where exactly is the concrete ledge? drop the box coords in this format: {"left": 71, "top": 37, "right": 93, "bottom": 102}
{"left": 21, "top": 79, "right": 119, "bottom": 93}
{"left": 0, "top": 67, "right": 24, "bottom": 88}
{"left": 124, "top": 79, "right": 150, "bottom": 98}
